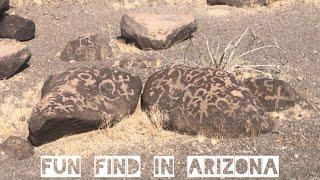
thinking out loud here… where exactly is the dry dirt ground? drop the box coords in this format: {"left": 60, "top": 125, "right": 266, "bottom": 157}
{"left": 0, "top": 0, "right": 319, "bottom": 179}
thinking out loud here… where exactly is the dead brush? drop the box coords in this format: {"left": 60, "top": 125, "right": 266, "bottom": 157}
{"left": 199, "top": 28, "right": 284, "bottom": 78}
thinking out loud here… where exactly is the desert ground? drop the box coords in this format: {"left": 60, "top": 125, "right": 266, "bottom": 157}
{"left": 0, "top": 0, "right": 319, "bottom": 179}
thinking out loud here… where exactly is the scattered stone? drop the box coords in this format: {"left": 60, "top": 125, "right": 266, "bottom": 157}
{"left": 0, "top": 136, "right": 34, "bottom": 160}
{"left": 120, "top": 11, "right": 197, "bottom": 50}
{"left": 29, "top": 67, "right": 142, "bottom": 146}
{"left": 0, "top": 0, "right": 9, "bottom": 14}
{"left": 0, "top": 39, "right": 31, "bottom": 79}
{"left": 114, "top": 54, "right": 161, "bottom": 82}
{"left": 207, "top": 0, "right": 272, "bottom": 7}
{"left": 61, "top": 34, "right": 112, "bottom": 62}
{"left": 0, "top": 14, "right": 36, "bottom": 41}
{"left": 142, "top": 66, "right": 273, "bottom": 138}
{"left": 244, "top": 77, "right": 301, "bottom": 112}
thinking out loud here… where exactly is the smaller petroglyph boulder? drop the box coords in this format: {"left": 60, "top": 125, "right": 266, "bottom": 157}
{"left": 114, "top": 54, "right": 161, "bottom": 82}
{"left": 29, "top": 67, "right": 142, "bottom": 146}
{"left": 244, "top": 77, "right": 301, "bottom": 112}
{"left": 0, "top": 0, "right": 9, "bottom": 14}
{"left": 61, "top": 34, "right": 112, "bottom": 62}
{"left": 142, "top": 66, "right": 273, "bottom": 138}
{"left": 0, "top": 14, "right": 35, "bottom": 41}
{"left": 121, "top": 11, "right": 197, "bottom": 50}
{"left": 0, "top": 39, "right": 31, "bottom": 79}
{"left": 207, "top": 0, "right": 272, "bottom": 7}
{"left": 0, "top": 136, "right": 34, "bottom": 160}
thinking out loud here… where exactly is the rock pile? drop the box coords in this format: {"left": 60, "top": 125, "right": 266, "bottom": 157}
{"left": 0, "top": 1, "right": 35, "bottom": 79}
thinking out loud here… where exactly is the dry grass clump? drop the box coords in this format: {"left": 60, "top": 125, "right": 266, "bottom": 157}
{"left": 36, "top": 107, "right": 189, "bottom": 155}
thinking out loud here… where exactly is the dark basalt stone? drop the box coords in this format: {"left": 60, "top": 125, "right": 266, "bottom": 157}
{"left": 29, "top": 67, "right": 142, "bottom": 146}
{"left": 207, "top": 0, "right": 272, "bottom": 7}
{"left": 61, "top": 34, "right": 112, "bottom": 62}
{"left": 0, "top": 39, "right": 31, "bottom": 80}
{"left": 121, "top": 11, "right": 197, "bottom": 50}
{"left": 0, "top": 14, "right": 36, "bottom": 41}
{"left": 0, "top": 0, "right": 9, "bottom": 14}
{"left": 142, "top": 66, "right": 273, "bottom": 138}
{"left": 244, "top": 77, "right": 301, "bottom": 112}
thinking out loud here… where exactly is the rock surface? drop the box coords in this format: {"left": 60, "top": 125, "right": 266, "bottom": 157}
{"left": 29, "top": 67, "right": 142, "bottom": 146}
{"left": 207, "top": 0, "right": 272, "bottom": 7}
{"left": 0, "top": 0, "right": 9, "bottom": 14}
{"left": 0, "top": 14, "right": 35, "bottom": 41}
{"left": 120, "top": 11, "right": 197, "bottom": 50}
{"left": 114, "top": 54, "right": 161, "bottom": 82}
{"left": 61, "top": 34, "right": 112, "bottom": 62}
{"left": 0, "top": 39, "right": 31, "bottom": 79}
{"left": 244, "top": 77, "right": 301, "bottom": 112}
{"left": 0, "top": 136, "right": 34, "bottom": 160}
{"left": 142, "top": 66, "right": 273, "bottom": 138}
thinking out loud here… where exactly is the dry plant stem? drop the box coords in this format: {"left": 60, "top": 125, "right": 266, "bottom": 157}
{"left": 199, "top": 32, "right": 218, "bottom": 68}
{"left": 225, "top": 28, "right": 251, "bottom": 69}
{"left": 239, "top": 44, "right": 281, "bottom": 58}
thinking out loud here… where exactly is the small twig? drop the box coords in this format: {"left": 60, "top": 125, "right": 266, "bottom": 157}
{"left": 239, "top": 45, "right": 281, "bottom": 58}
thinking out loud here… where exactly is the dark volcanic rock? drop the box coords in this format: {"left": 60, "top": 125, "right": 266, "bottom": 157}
{"left": 61, "top": 34, "right": 112, "bottom": 62}
{"left": 0, "top": 136, "right": 34, "bottom": 160}
{"left": 29, "top": 67, "right": 142, "bottom": 146}
{"left": 114, "top": 54, "right": 161, "bottom": 82}
{"left": 0, "top": 14, "right": 35, "bottom": 41}
{"left": 0, "top": 0, "right": 9, "bottom": 14}
{"left": 142, "top": 66, "right": 273, "bottom": 138}
{"left": 207, "top": 0, "right": 272, "bottom": 7}
{"left": 0, "top": 39, "right": 31, "bottom": 79}
{"left": 121, "top": 11, "right": 197, "bottom": 50}
{"left": 244, "top": 77, "right": 301, "bottom": 112}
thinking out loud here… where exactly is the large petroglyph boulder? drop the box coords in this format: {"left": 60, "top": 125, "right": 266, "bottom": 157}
{"left": 0, "top": 14, "right": 35, "bottom": 41}
{"left": 120, "top": 11, "right": 197, "bottom": 50}
{"left": 29, "top": 67, "right": 142, "bottom": 146}
{"left": 61, "top": 34, "right": 112, "bottom": 62}
{"left": 244, "top": 77, "right": 301, "bottom": 112}
{"left": 142, "top": 66, "right": 274, "bottom": 138}
{"left": 0, "top": 39, "right": 31, "bottom": 79}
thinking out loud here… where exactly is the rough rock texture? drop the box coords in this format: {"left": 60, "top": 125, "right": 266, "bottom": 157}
{"left": 0, "top": 136, "right": 34, "bottom": 160}
{"left": 0, "top": 14, "right": 35, "bottom": 41}
{"left": 114, "top": 54, "right": 161, "bottom": 83}
{"left": 142, "top": 66, "right": 273, "bottom": 138}
{"left": 0, "top": 39, "right": 31, "bottom": 79}
{"left": 121, "top": 11, "right": 197, "bottom": 50}
{"left": 207, "top": 0, "right": 273, "bottom": 7}
{"left": 244, "top": 77, "right": 301, "bottom": 112}
{"left": 0, "top": 0, "right": 9, "bottom": 14}
{"left": 29, "top": 67, "right": 142, "bottom": 146}
{"left": 61, "top": 34, "right": 112, "bottom": 62}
